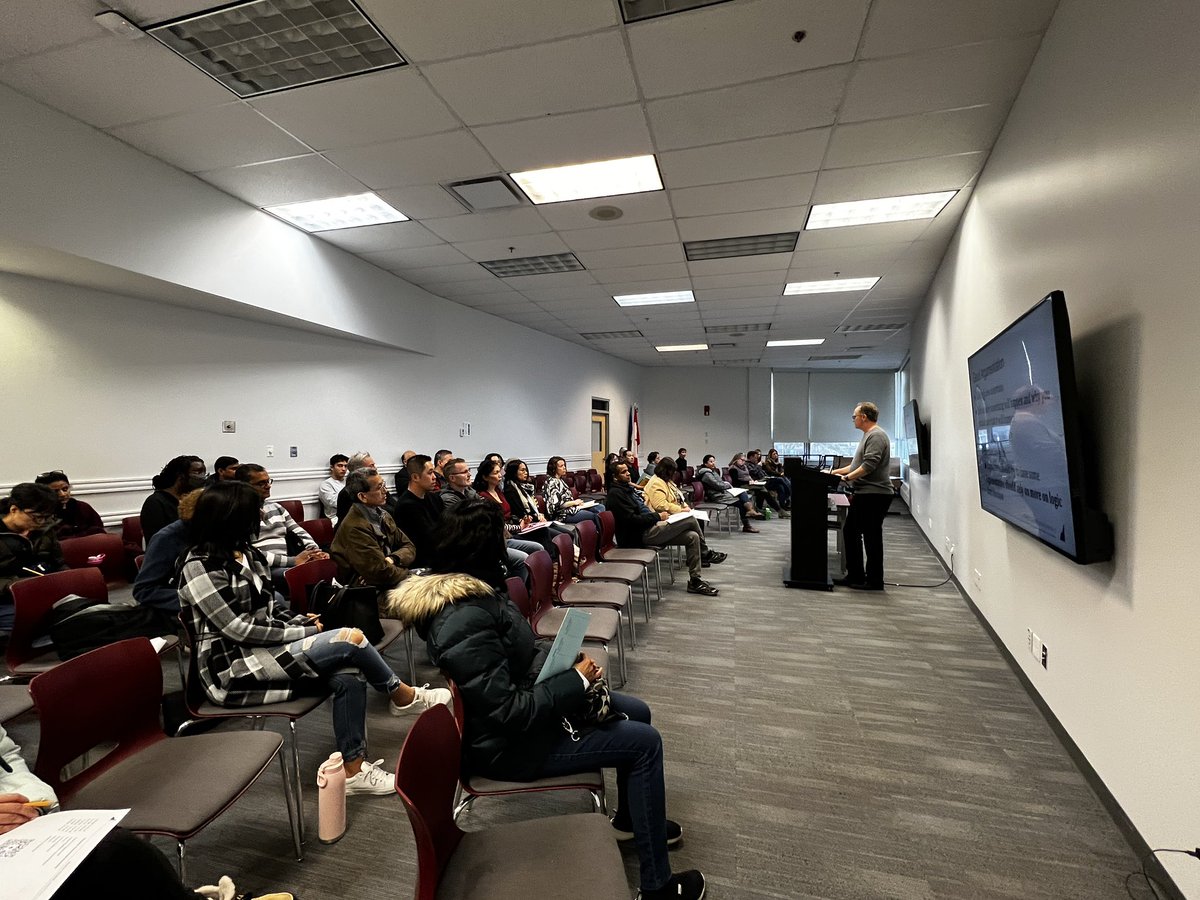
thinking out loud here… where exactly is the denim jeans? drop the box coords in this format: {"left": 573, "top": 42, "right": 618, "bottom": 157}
{"left": 537, "top": 693, "right": 670, "bottom": 892}
{"left": 563, "top": 503, "right": 606, "bottom": 525}
{"left": 766, "top": 476, "right": 791, "bottom": 507}
{"left": 286, "top": 628, "right": 402, "bottom": 761}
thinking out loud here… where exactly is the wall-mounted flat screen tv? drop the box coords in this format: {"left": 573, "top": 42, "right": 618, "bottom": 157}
{"left": 967, "top": 291, "right": 1113, "bottom": 563}
{"left": 903, "top": 399, "right": 931, "bottom": 475}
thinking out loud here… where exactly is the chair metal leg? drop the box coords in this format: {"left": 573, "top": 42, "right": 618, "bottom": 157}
{"left": 641, "top": 571, "right": 652, "bottom": 623}
{"left": 177, "top": 841, "right": 187, "bottom": 885}
{"left": 280, "top": 751, "right": 304, "bottom": 861}
{"left": 653, "top": 557, "right": 663, "bottom": 603}
{"left": 403, "top": 628, "right": 417, "bottom": 685}
{"left": 452, "top": 792, "right": 475, "bottom": 822}
{"left": 590, "top": 787, "right": 607, "bottom": 815}
{"left": 288, "top": 720, "right": 305, "bottom": 845}
{"left": 625, "top": 586, "right": 636, "bottom": 648}
{"left": 614, "top": 624, "right": 628, "bottom": 687}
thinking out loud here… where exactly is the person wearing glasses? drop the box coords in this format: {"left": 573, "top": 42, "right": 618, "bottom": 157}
{"left": 33, "top": 470, "right": 106, "bottom": 539}
{"left": 441, "top": 457, "right": 537, "bottom": 585}
{"left": 830, "top": 401, "right": 893, "bottom": 591}
{"left": 330, "top": 467, "right": 417, "bottom": 592}
{"left": 235, "top": 464, "right": 328, "bottom": 593}
{"left": 0, "top": 483, "right": 67, "bottom": 630}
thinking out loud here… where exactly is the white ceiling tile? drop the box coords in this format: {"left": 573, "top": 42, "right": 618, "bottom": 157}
{"left": 423, "top": 278, "right": 513, "bottom": 296}
{"left": 600, "top": 277, "right": 693, "bottom": 297}
{"left": 422, "top": 33, "right": 638, "bottom": 126}
{"left": 499, "top": 271, "right": 598, "bottom": 290}
{"left": 108, "top": 103, "right": 309, "bottom": 171}
{"left": 316, "top": 221, "right": 445, "bottom": 253}
{"left": 646, "top": 67, "right": 849, "bottom": 151}
{"left": 841, "top": 37, "right": 1042, "bottom": 122}
{"left": 0, "top": 36, "right": 230, "bottom": 129}
{"left": 536, "top": 191, "right": 673, "bottom": 232}
{"left": 789, "top": 242, "right": 912, "bottom": 272}
{"left": 473, "top": 104, "right": 652, "bottom": 171}
{"left": 687, "top": 256, "right": 790, "bottom": 278}
{"left": 795, "top": 219, "right": 931, "bottom": 250}
{"left": 361, "top": 0, "right": 618, "bottom": 62}
{"left": 676, "top": 207, "right": 809, "bottom": 242}
{"left": 376, "top": 184, "right": 469, "bottom": 220}
{"left": 629, "top": 0, "right": 867, "bottom": 98}
{"left": 669, "top": 173, "right": 817, "bottom": 219}
{"left": 360, "top": 244, "right": 473, "bottom": 270}
{"left": 119, "top": 1, "right": 211, "bottom": 20}
{"left": 452, "top": 233, "right": 571, "bottom": 262}
{"left": 324, "top": 130, "right": 497, "bottom": 190}
{"left": 423, "top": 208, "right": 551, "bottom": 243}
{"left": 694, "top": 283, "right": 784, "bottom": 299}
{"left": 404, "top": 264, "right": 495, "bottom": 285}
{"left": 657, "top": 129, "right": 829, "bottom": 189}
{"left": 861, "top": 0, "right": 1058, "bottom": 58}
{"left": 249, "top": 69, "right": 459, "bottom": 150}
{"left": 518, "top": 285, "right": 613, "bottom": 303}
{"left": 197, "top": 155, "right": 366, "bottom": 207}
{"left": 0, "top": 0, "right": 108, "bottom": 62}
{"left": 589, "top": 262, "right": 690, "bottom": 285}
{"left": 572, "top": 244, "right": 684, "bottom": 269}
{"left": 825, "top": 105, "right": 1007, "bottom": 169}
{"left": 812, "top": 152, "right": 986, "bottom": 203}
{"left": 560, "top": 221, "right": 680, "bottom": 252}
{"left": 437, "top": 284, "right": 521, "bottom": 301}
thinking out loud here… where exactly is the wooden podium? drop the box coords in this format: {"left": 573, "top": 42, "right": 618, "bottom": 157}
{"left": 783, "top": 460, "right": 842, "bottom": 590}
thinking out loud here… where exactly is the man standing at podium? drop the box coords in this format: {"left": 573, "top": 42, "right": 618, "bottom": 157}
{"left": 831, "top": 402, "right": 892, "bottom": 590}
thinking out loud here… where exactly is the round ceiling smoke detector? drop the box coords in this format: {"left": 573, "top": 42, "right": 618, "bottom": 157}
{"left": 588, "top": 205, "right": 624, "bottom": 221}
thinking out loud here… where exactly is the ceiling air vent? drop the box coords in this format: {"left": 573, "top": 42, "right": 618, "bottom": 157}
{"left": 146, "top": 0, "right": 405, "bottom": 98}
{"left": 619, "top": 0, "right": 734, "bottom": 24}
{"left": 581, "top": 330, "right": 644, "bottom": 340}
{"left": 712, "top": 358, "right": 760, "bottom": 366}
{"left": 834, "top": 323, "right": 907, "bottom": 333}
{"left": 444, "top": 176, "right": 526, "bottom": 212}
{"left": 683, "top": 232, "right": 798, "bottom": 261}
{"left": 479, "top": 253, "right": 585, "bottom": 277}
{"left": 704, "top": 323, "right": 771, "bottom": 334}
{"left": 808, "top": 354, "right": 863, "bottom": 361}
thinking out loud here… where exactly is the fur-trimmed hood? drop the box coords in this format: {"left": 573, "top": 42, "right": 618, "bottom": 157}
{"left": 383, "top": 572, "right": 495, "bottom": 625}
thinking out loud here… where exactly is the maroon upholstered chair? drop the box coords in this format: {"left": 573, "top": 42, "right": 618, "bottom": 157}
{"left": 7, "top": 567, "right": 108, "bottom": 677}
{"left": 551, "top": 533, "right": 636, "bottom": 652}
{"left": 278, "top": 498, "right": 304, "bottom": 522}
{"left": 395, "top": 704, "right": 628, "bottom": 900}
{"left": 59, "top": 532, "right": 128, "bottom": 586}
{"left": 30, "top": 638, "right": 299, "bottom": 880}
{"left": 597, "top": 511, "right": 662, "bottom": 600}
{"left": 574, "top": 520, "right": 650, "bottom": 624}
{"left": 299, "top": 517, "right": 333, "bottom": 549}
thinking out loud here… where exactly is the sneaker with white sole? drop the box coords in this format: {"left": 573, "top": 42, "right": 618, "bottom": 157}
{"left": 390, "top": 683, "right": 452, "bottom": 716}
{"left": 344, "top": 758, "right": 394, "bottom": 796}
{"left": 636, "top": 870, "right": 705, "bottom": 900}
{"left": 192, "top": 875, "right": 296, "bottom": 900}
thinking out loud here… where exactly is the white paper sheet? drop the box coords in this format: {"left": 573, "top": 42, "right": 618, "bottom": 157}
{"left": 535, "top": 608, "right": 592, "bottom": 684}
{"left": 0, "top": 808, "right": 129, "bottom": 900}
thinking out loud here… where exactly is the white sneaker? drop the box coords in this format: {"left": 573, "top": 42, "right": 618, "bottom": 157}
{"left": 344, "top": 758, "right": 395, "bottom": 796}
{"left": 390, "top": 683, "right": 452, "bottom": 715}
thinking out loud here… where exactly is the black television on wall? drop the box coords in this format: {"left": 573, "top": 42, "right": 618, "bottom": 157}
{"left": 967, "top": 291, "right": 1112, "bottom": 564}
{"left": 903, "top": 399, "right": 931, "bottom": 475}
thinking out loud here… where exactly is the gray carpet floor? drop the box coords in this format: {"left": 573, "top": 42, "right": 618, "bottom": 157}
{"left": 6, "top": 505, "right": 1143, "bottom": 899}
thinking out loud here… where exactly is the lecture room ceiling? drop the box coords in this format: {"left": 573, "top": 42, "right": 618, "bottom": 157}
{"left": 0, "top": 0, "right": 1060, "bottom": 369}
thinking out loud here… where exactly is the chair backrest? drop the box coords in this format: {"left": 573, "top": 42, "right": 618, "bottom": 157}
{"left": 395, "top": 705, "right": 466, "bottom": 900}
{"left": 178, "top": 613, "right": 212, "bottom": 714}
{"left": 59, "top": 532, "right": 127, "bottom": 585}
{"left": 575, "top": 519, "right": 600, "bottom": 571}
{"left": 551, "top": 533, "right": 575, "bottom": 597}
{"left": 534, "top": 474, "right": 548, "bottom": 494}
{"left": 299, "top": 518, "right": 334, "bottom": 549}
{"left": 524, "top": 550, "right": 554, "bottom": 619}
{"left": 278, "top": 499, "right": 304, "bottom": 523}
{"left": 572, "top": 472, "right": 588, "bottom": 493}
{"left": 506, "top": 575, "right": 533, "bottom": 620}
{"left": 588, "top": 471, "right": 603, "bottom": 493}
{"left": 535, "top": 495, "right": 547, "bottom": 516}
{"left": 8, "top": 568, "right": 108, "bottom": 672}
{"left": 121, "top": 515, "right": 144, "bottom": 553}
{"left": 691, "top": 480, "right": 706, "bottom": 503}
{"left": 29, "top": 638, "right": 165, "bottom": 801}
{"left": 597, "top": 511, "right": 617, "bottom": 555}
{"left": 284, "top": 557, "right": 339, "bottom": 613}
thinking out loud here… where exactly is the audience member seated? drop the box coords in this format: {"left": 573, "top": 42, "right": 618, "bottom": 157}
{"left": 336, "top": 451, "right": 393, "bottom": 525}
{"left": 442, "top": 458, "right": 537, "bottom": 584}
{"left": 319, "top": 453, "right": 349, "bottom": 523}
{"left": 202, "top": 455, "right": 239, "bottom": 488}
{"left": 388, "top": 499, "right": 705, "bottom": 900}
{"left": 0, "top": 483, "right": 67, "bottom": 631}
{"left": 603, "top": 452, "right": 620, "bottom": 490}
{"left": 391, "top": 454, "right": 445, "bottom": 567}
{"left": 644, "top": 451, "right": 660, "bottom": 479}
{"left": 747, "top": 449, "right": 790, "bottom": 514}
{"left": 643, "top": 457, "right": 726, "bottom": 567}
{"left": 141, "top": 455, "right": 206, "bottom": 543}
{"left": 179, "top": 482, "right": 449, "bottom": 799}
{"left": 433, "top": 449, "right": 453, "bottom": 491}
{"left": 607, "top": 462, "right": 718, "bottom": 597}
{"left": 503, "top": 459, "right": 574, "bottom": 546}
{"left": 476, "top": 459, "right": 555, "bottom": 558}
{"left": 1, "top": 721, "right": 297, "bottom": 900}
{"left": 674, "top": 448, "right": 688, "bottom": 475}
{"left": 34, "top": 470, "right": 105, "bottom": 539}
{"left": 393, "top": 449, "right": 416, "bottom": 496}
{"left": 729, "top": 452, "right": 783, "bottom": 517}
{"left": 132, "top": 488, "right": 203, "bottom": 620}
{"left": 481, "top": 452, "right": 506, "bottom": 489}
{"left": 235, "top": 464, "right": 328, "bottom": 591}
{"left": 331, "top": 468, "right": 416, "bottom": 594}
{"left": 544, "top": 456, "right": 605, "bottom": 526}
{"left": 697, "top": 455, "right": 761, "bottom": 533}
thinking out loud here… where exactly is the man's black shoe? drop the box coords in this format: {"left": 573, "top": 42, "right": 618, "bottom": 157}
{"left": 687, "top": 578, "right": 719, "bottom": 596}
{"left": 702, "top": 551, "right": 727, "bottom": 565}
{"left": 832, "top": 576, "right": 864, "bottom": 587}
{"left": 637, "top": 871, "right": 706, "bottom": 900}
{"left": 612, "top": 817, "right": 683, "bottom": 847}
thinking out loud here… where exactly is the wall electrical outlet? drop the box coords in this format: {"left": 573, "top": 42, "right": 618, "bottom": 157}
{"left": 266, "top": 445, "right": 275, "bottom": 458}
{"left": 289, "top": 446, "right": 298, "bottom": 458}
{"left": 1030, "top": 631, "right": 1044, "bottom": 665}
{"left": 1041, "top": 643, "right": 1049, "bottom": 669}
{"left": 222, "top": 420, "right": 236, "bottom": 433}
{"left": 972, "top": 568, "right": 983, "bottom": 591}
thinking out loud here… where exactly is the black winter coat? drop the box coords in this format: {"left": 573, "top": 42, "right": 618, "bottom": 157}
{"left": 605, "top": 481, "right": 657, "bottom": 549}
{"left": 386, "top": 573, "right": 585, "bottom": 781}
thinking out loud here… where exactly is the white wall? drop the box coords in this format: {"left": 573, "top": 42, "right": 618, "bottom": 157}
{"left": 639, "top": 366, "right": 770, "bottom": 463}
{"left": 0, "top": 272, "right": 640, "bottom": 521}
{"left": 907, "top": 0, "right": 1200, "bottom": 892}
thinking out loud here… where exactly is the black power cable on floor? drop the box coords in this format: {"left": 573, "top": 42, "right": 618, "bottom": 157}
{"left": 1123, "top": 848, "right": 1199, "bottom": 899}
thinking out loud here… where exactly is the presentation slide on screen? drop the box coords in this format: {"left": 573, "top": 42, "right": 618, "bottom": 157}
{"left": 968, "top": 300, "right": 1076, "bottom": 555}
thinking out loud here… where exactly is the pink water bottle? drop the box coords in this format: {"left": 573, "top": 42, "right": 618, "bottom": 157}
{"left": 317, "top": 751, "right": 347, "bottom": 844}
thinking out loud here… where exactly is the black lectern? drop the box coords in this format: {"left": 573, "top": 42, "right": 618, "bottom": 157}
{"left": 783, "top": 460, "right": 842, "bottom": 590}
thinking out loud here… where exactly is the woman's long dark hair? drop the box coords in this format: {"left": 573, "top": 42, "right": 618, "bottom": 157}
{"left": 2, "top": 483, "right": 58, "bottom": 518}
{"left": 187, "top": 481, "right": 262, "bottom": 568}
{"left": 152, "top": 455, "right": 202, "bottom": 491}
{"left": 546, "top": 456, "right": 565, "bottom": 477}
{"left": 472, "top": 457, "right": 501, "bottom": 493}
{"left": 431, "top": 500, "right": 508, "bottom": 589}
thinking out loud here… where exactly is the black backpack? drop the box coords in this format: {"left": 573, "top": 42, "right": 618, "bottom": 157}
{"left": 47, "top": 595, "right": 177, "bottom": 661}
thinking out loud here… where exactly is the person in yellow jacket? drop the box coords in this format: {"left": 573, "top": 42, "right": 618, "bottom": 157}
{"left": 642, "top": 457, "right": 726, "bottom": 566}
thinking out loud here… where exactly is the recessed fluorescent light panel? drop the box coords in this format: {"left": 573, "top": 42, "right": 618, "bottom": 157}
{"left": 146, "top": 0, "right": 405, "bottom": 98}
{"left": 581, "top": 330, "right": 645, "bottom": 340}
{"left": 510, "top": 155, "right": 663, "bottom": 205}
{"left": 783, "top": 277, "right": 879, "bottom": 295}
{"left": 656, "top": 343, "right": 708, "bottom": 352}
{"left": 683, "top": 232, "right": 798, "bottom": 261}
{"left": 613, "top": 290, "right": 694, "bottom": 308}
{"left": 479, "top": 253, "right": 585, "bottom": 277}
{"left": 805, "top": 191, "right": 957, "bottom": 230}
{"left": 264, "top": 192, "right": 408, "bottom": 231}
{"left": 766, "top": 338, "right": 826, "bottom": 347}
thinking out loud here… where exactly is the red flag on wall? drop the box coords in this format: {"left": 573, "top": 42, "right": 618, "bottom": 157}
{"left": 629, "top": 404, "right": 641, "bottom": 452}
